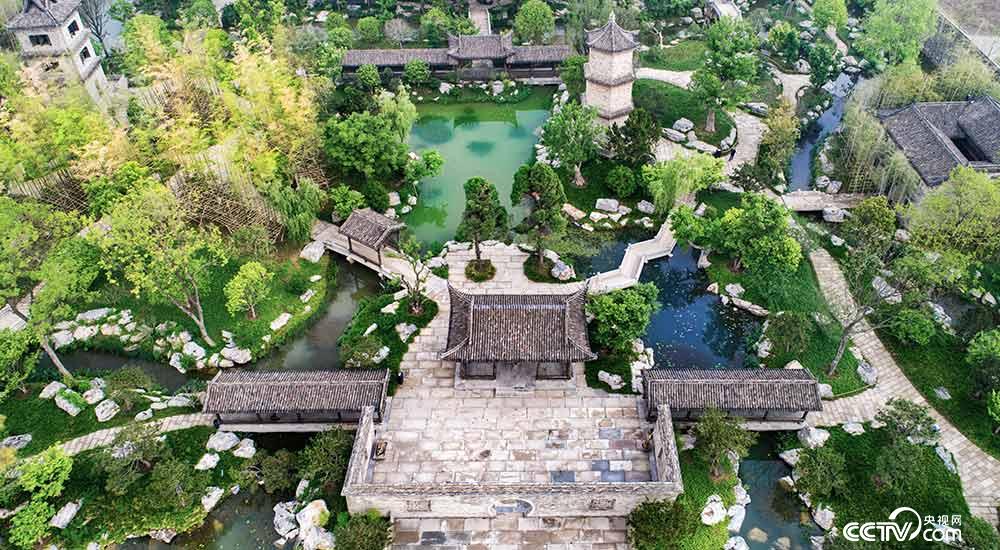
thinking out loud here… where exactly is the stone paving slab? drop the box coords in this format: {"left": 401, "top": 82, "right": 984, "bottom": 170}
{"left": 59, "top": 413, "right": 214, "bottom": 456}
{"left": 392, "top": 516, "right": 629, "bottom": 550}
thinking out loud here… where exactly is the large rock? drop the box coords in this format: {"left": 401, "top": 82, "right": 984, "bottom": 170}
{"left": 842, "top": 421, "right": 865, "bottom": 436}
{"left": 183, "top": 341, "right": 206, "bottom": 360}
{"left": 395, "top": 323, "right": 417, "bottom": 342}
{"left": 299, "top": 241, "right": 325, "bottom": 263}
{"left": 221, "top": 346, "right": 252, "bottom": 365}
{"left": 727, "top": 505, "right": 746, "bottom": 533}
{"left": 733, "top": 483, "right": 751, "bottom": 506}
{"left": 797, "top": 427, "right": 830, "bottom": 448}
{"left": 207, "top": 431, "right": 241, "bottom": 452}
{"left": 233, "top": 438, "right": 257, "bottom": 459}
{"left": 935, "top": 445, "right": 957, "bottom": 474}
{"left": 300, "top": 526, "right": 336, "bottom": 550}
{"left": 812, "top": 505, "right": 836, "bottom": 531}
{"left": 724, "top": 283, "right": 745, "bottom": 297}
{"left": 1, "top": 434, "right": 32, "bottom": 450}
{"left": 550, "top": 260, "right": 576, "bottom": 281}
{"left": 818, "top": 383, "right": 833, "bottom": 399}
{"left": 76, "top": 308, "right": 112, "bottom": 322}
{"left": 724, "top": 536, "right": 749, "bottom": 550}
{"left": 637, "top": 200, "right": 655, "bottom": 214}
{"left": 731, "top": 297, "right": 769, "bottom": 317}
{"left": 94, "top": 400, "right": 120, "bottom": 422}
{"left": 595, "top": 198, "right": 620, "bottom": 212}
{"left": 202, "top": 486, "right": 225, "bottom": 512}
{"left": 438, "top": 82, "right": 453, "bottom": 94}
{"left": 562, "top": 203, "right": 587, "bottom": 221}
{"left": 700, "top": 495, "right": 727, "bottom": 525}
{"left": 51, "top": 330, "right": 75, "bottom": 349}
{"left": 664, "top": 128, "right": 686, "bottom": 142}
{"left": 55, "top": 391, "right": 83, "bottom": 416}
{"left": 273, "top": 501, "right": 298, "bottom": 537}
{"left": 598, "top": 370, "right": 625, "bottom": 390}
{"left": 73, "top": 325, "right": 98, "bottom": 342}
{"left": 822, "top": 207, "right": 846, "bottom": 223}
{"left": 673, "top": 118, "right": 695, "bottom": 132}
{"left": 857, "top": 362, "right": 878, "bottom": 385}
{"left": 270, "top": 312, "right": 292, "bottom": 332}
{"left": 167, "top": 394, "right": 194, "bottom": 408}
{"left": 372, "top": 346, "right": 390, "bottom": 364}
{"left": 195, "top": 453, "right": 220, "bottom": 470}
{"left": 82, "top": 388, "right": 105, "bottom": 405}
{"left": 871, "top": 276, "right": 902, "bottom": 304}
{"left": 784, "top": 360, "right": 804, "bottom": 370}
{"left": 135, "top": 409, "right": 153, "bottom": 421}
{"left": 296, "top": 500, "right": 329, "bottom": 533}
{"left": 744, "top": 102, "right": 770, "bottom": 117}
{"left": 40, "top": 381, "right": 66, "bottom": 399}
{"left": 49, "top": 500, "right": 81, "bottom": 529}
{"left": 778, "top": 448, "right": 802, "bottom": 467}
{"left": 150, "top": 529, "right": 178, "bottom": 543}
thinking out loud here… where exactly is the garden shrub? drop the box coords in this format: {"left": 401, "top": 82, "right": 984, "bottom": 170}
{"left": 329, "top": 185, "right": 367, "bottom": 221}
{"left": 626, "top": 499, "right": 695, "bottom": 549}
{"left": 333, "top": 510, "right": 393, "bottom": 550}
{"left": 239, "top": 449, "right": 298, "bottom": 495}
{"left": 402, "top": 59, "right": 431, "bottom": 87}
{"left": 464, "top": 259, "right": 495, "bottom": 282}
{"left": 968, "top": 328, "right": 1000, "bottom": 397}
{"left": 888, "top": 307, "right": 936, "bottom": 346}
{"left": 963, "top": 516, "right": 1000, "bottom": 550}
{"left": 765, "top": 311, "right": 813, "bottom": 357}
{"left": 606, "top": 165, "right": 637, "bottom": 198}
{"left": 795, "top": 446, "right": 847, "bottom": 502}
{"left": 586, "top": 283, "right": 661, "bottom": 356}
{"left": 227, "top": 225, "right": 275, "bottom": 259}
{"left": 104, "top": 366, "right": 155, "bottom": 411}
{"left": 361, "top": 181, "right": 390, "bottom": 213}
{"left": 299, "top": 429, "right": 355, "bottom": 500}
{"left": 342, "top": 334, "right": 384, "bottom": 368}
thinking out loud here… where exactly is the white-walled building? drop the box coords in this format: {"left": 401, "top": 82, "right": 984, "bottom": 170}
{"left": 582, "top": 13, "right": 638, "bottom": 126}
{"left": 7, "top": 0, "right": 110, "bottom": 106}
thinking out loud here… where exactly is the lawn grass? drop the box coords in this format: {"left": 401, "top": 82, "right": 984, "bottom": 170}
{"left": 0, "top": 383, "right": 188, "bottom": 457}
{"left": 881, "top": 329, "right": 1000, "bottom": 460}
{"left": 633, "top": 80, "right": 735, "bottom": 146}
{"left": 77, "top": 250, "right": 332, "bottom": 358}
{"left": 523, "top": 256, "right": 578, "bottom": 284}
{"left": 413, "top": 86, "right": 555, "bottom": 122}
{"left": 639, "top": 40, "right": 707, "bottom": 71}
{"left": 810, "top": 427, "right": 970, "bottom": 529}
{"left": 584, "top": 354, "right": 635, "bottom": 394}
{"left": 676, "top": 449, "right": 737, "bottom": 550}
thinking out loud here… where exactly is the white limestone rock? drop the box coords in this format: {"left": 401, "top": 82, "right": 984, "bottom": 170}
{"left": 183, "top": 341, "right": 206, "bottom": 360}
{"left": 94, "top": 400, "right": 120, "bottom": 422}
{"left": 830, "top": 235, "right": 845, "bottom": 247}
{"left": 372, "top": 346, "right": 390, "bottom": 364}
{"left": 700, "top": 495, "right": 727, "bottom": 525}
{"left": 673, "top": 118, "right": 695, "bottom": 132}
{"left": 301, "top": 526, "right": 336, "bottom": 550}
{"left": 562, "top": 203, "right": 587, "bottom": 221}
{"left": 598, "top": 370, "right": 625, "bottom": 390}
{"left": 731, "top": 297, "right": 769, "bottom": 317}
{"left": 744, "top": 102, "right": 769, "bottom": 116}
{"left": 784, "top": 360, "right": 804, "bottom": 370}
{"left": 778, "top": 476, "right": 796, "bottom": 491}
{"left": 167, "top": 395, "right": 194, "bottom": 408}
{"left": 589, "top": 211, "right": 608, "bottom": 222}
{"left": 934, "top": 387, "right": 951, "bottom": 400}
{"left": 135, "top": 409, "right": 153, "bottom": 421}
{"left": 756, "top": 338, "right": 772, "bottom": 359}
{"left": 935, "top": 445, "right": 957, "bottom": 474}
{"left": 100, "top": 323, "right": 121, "bottom": 337}
{"left": 73, "top": 325, "right": 98, "bottom": 342}
{"left": 733, "top": 483, "right": 751, "bottom": 506}
{"left": 727, "top": 505, "right": 746, "bottom": 533}
{"left": 270, "top": 313, "right": 292, "bottom": 332}
{"left": 309, "top": 275, "right": 323, "bottom": 283}
{"left": 150, "top": 529, "right": 178, "bottom": 543}
{"left": 273, "top": 501, "right": 298, "bottom": 537}
{"left": 724, "top": 536, "right": 749, "bottom": 550}
{"left": 822, "top": 207, "right": 846, "bottom": 223}
{"left": 51, "top": 330, "right": 75, "bottom": 349}
{"left": 663, "top": 128, "right": 686, "bottom": 142}
{"left": 233, "top": 438, "right": 257, "bottom": 458}
{"left": 818, "top": 383, "right": 833, "bottom": 399}
{"left": 363, "top": 323, "right": 378, "bottom": 337}
{"left": 812, "top": 505, "right": 835, "bottom": 531}
{"left": 82, "top": 388, "right": 105, "bottom": 405}
{"left": 395, "top": 323, "right": 417, "bottom": 342}
{"left": 296, "top": 500, "right": 329, "bottom": 533}
{"left": 41, "top": 381, "right": 66, "bottom": 399}
{"left": 56, "top": 391, "right": 84, "bottom": 416}
{"left": 77, "top": 308, "right": 112, "bottom": 323}
{"left": 299, "top": 241, "right": 325, "bottom": 263}
{"left": 697, "top": 249, "right": 711, "bottom": 269}
{"left": 1, "top": 434, "right": 32, "bottom": 450}
{"left": 748, "top": 527, "right": 768, "bottom": 543}
{"left": 207, "top": 431, "right": 241, "bottom": 452}
{"left": 388, "top": 191, "right": 401, "bottom": 207}
{"left": 202, "top": 486, "right": 225, "bottom": 512}
{"left": 195, "top": 453, "right": 220, "bottom": 470}
{"left": 550, "top": 260, "right": 576, "bottom": 281}
{"left": 778, "top": 448, "right": 802, "bottom": 467}
{"left": 842, "top": 421, "right": 865, "bottom": 435}
{"left": 679, "top": 433, "right": 696, "bottom": 451}
{"left": 381, "top": 301, "right": 400, "bottom": 315}
{"left": 221, "top": 346, "right": 252, "bottom": 365}
{"left": 724, "top": 283, "right": 745, "bottom": 297}
{"left": 856, "top": 362, "right": 878, "bottom": 386}
{"left": 595, "top": 198, "right": 620, "bottom": 212}
{"left": 49, "top": 500, "right": 81, "bottom": 529}
{"left": 871, "top": 276, "right": 902, "bottom": 304}
{"left": 797, "top": 427, "right": 830, "bottom": 449}
{"left": 300, "top": 289, "right": 316, "bottom": 303}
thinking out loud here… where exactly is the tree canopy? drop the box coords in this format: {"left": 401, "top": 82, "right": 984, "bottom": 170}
{"left": 856, "top": 0, "right": 937, "bottom": 66}
{"left": 515, "top": 0, "right": 556, "bottom": 44}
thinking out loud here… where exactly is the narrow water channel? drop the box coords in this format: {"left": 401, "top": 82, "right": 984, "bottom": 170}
{"left": 788, "top": 96, "right": 848, "bottom": 191}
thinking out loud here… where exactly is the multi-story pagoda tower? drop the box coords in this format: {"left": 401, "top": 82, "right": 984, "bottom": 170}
{"left": 7, "top": 0, "right": 110, "bottom": 107}
{"left": 583, "top": 12, "right": 638, "bottom": 126}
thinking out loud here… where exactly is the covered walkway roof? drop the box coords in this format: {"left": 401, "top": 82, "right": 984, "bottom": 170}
{"left": 203, "top": 369, "right": 390, "bottom": 416}
{"left": 643, "top": 368, "right": 823, "bottom": 412}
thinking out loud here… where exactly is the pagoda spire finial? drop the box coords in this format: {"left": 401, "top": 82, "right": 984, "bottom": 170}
{"left": 608, "top": 10, "right": 616, "bottom": 25}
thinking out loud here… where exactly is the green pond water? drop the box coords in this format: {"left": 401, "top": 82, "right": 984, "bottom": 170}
{"left": 405, "top": 90, "right": 554, "bottom": 245}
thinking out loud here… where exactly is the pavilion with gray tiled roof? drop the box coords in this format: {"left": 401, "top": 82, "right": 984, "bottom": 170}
{"left": 342, "top": 34, "right": 571, "bottom": 79}
{"left": 203, "top": 368, "right": 390, "bottom": 425}
{"left": 338, "top": 208, "right": 405, "bottom": 267}
{"left": 878, "top": 96, "right": 1000, "bottom": 187}
{"left": 441, "top": 286, "right": 596, "bottom": 380}
{"left": 642, "top": 368, "right": 823, "bottom": 421}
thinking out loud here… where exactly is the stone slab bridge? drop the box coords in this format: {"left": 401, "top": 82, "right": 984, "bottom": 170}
{"left": 780, "top": 190, "right": 867, "bottom": 212}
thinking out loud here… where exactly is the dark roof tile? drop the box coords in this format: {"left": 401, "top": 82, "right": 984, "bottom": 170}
{"left": 203, "top": 369, "right": 389, "bottom": 414}
{"left": 339, "top": 208, "right": 405, "bottom": 249}
{"left": 644, "top": 368, "right": 823, "bottom": 411}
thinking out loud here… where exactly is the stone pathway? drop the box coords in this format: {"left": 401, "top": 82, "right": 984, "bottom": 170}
{"left": 825, "top": 26, "right": 849, "bottom": 55}
{"left": 59, "top": 413, "right": 214, "bottom": 456}
{"left": 806, "top": 249, "right": 1000, "bottom": 524}
{"left": 772, "top": 68, "right": 811, "bottom": 106}
{"left": 393, "top": 516, "right": 628, "bottom": 549}
{"left": 635, "top": 68, "right": 693, "bottom": 89}
{"left": 469, "top": 1, "right": 491, "bottom": 35}
{"left": 725, "top": 110, "right": 766, "bottom": 176}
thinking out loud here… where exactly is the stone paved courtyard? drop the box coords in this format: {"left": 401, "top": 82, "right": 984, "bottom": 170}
{"left": 393, "top": 516, "right": 629, "bottom": 550}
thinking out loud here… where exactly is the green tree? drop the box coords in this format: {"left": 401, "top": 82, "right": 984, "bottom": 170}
{"left": 627, "top": 499, "right": 695, "bottom": 549}
{"left": 514, "top": 0, "right": 555, "bottom": 44}
{"left": 856, "top": 0, "right": 937, "bottom": 66}
{"left": 180, "top": 0, "right": 218, "bottom": 27}
{"left": 968, "top": 329, "right": 1000, "bottom": 399}
{"left": 873, "top": 438, "right": 924, "bottom": 496}
{"left": 233, "top": 0, "right": 285, "bottom": 42}
{"left": 795, "top": 446, "right": 847, "bottom": 501}
{"left": 262, "top": 179, "right": 324, "bottom": 244}
{"left": 641, "top": 154, "right": 725, "bottom": 214}
{"left": 692, "top": 408, "right": 757, "bottom": 478}
{"left": 323, "top": 111, "right": 409, "bottom": 183}
{"left": 644, "top": 0, "right": 696, "bottom": 18}
{"left": 888, "top": 307, "right": 936, "bottom": 345}
{"left": 456, "top": 177, "right": 509, "bottom": 264}
{"left": 0, "top": 330, "right": 37, "bottom": 402}
{"left": 420, "top": 7, "right": 469, "bottom": 46}
{"left": 224, "top": 261, "right": 273, "bottom": 319}
{"left": 768, "top": 21, "right": 800, "bottom": 60}
{"left": 239, "top": 449, "right": 298, "bottom": 494}
{"left": 19, "top": 446, "right": 73, "bottom": 500}
{"left": 9, "top": 500, "right": 54, "bottom": 549}
{"left": 541, "top": 101, "right": 604, "bottom": 186}
{"left": 299, "top": 429, "right": 356, "bottom": 494}
{"left": 989, "top": 390, "right": 1000, "bottom": 435}
{"left": 99, "top": 423, "right": 168, "bottom": 496}
{"left": 703, "top": 16, "right": 759, "bottom": 96}
{"left": 606, "top": 165, "right": 637, "bottom": 198}
{"left": 328, "top": 25, "right": 354, "bottom": 49}
{"left": 812, "top": 0, "right": 848, "bottom": 30}
{"left": 0, "top": 197, "right": 82, "bottom": 377}
{"left": 512, "top": 163, "right": 568, "bottom": 269}
{"left": 376, "top": 87, "right": 418, "bottom": 141}
{"left": 559, "top": 55, "right": 587, "bottom": 99}
{"left": 404, "top": 150, "right": 444, "bottom": 182}
{"left": 809, "top": 42, "right": 841, "bottom": 88}
{"left": 98, "top": 186, "right": 227, "bottom": 346}
{"left": 82, "top": 161, "right": 158, "bottom": 218}
{"left": 586, "top": 283, "right": 661, "bottom": 356}
{"left": 402, "top": 59, "right": 431, "bottom": 87}
{"left": 907, "top": 167, "right": 1000, "bottom": 266}
{"left": 356, "top": 63, "right": 381, "bottom": 91}
{"left": 606, "top": 108, "right": 657, "bottom": 168}
{"left": 392, "top": 235, "right": 433, "bottom": 314}
{"left": 689, "top": 69, "right": 727, "bottom": 135}
{"left": 145, "top": 457, "right": 206, "bottom": 510}
{"left": 842, "top": 196, "right": 895, "bottom": 251}
{"left": 329, "top": 185, "right": 367, "bottom": 221}
{"left": 356, "top": 16, "right": 383, "bottom": 43}
{"left": 875, "top": 398, "right": 938, "bottom": 444}
{"left": 757, "top": 99, "right": 800, "bottom": 181}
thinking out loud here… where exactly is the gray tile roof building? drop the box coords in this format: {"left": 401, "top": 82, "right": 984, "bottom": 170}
{"left": 879, "top": 96, "right": 1000, "bottom": 186}
{"left": 586, "top": 12, "right": 638, "bottom": 53}
{"left": 203, "top": 369, "right": 389, "bottom": 416}
{"left": 341, "top": 37, "right": 570, "bottom": 68}
{"left": 7, "top": 0, "right": 81, "bottom": 30}
{"left": 441, "top": 286, "right": 596, "bottom": 362}
{"left": 643, "top": 368, "right": 823, "bottom": 412}
{"left": 339, "top": 208, "right": 405, "bottom": 250}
